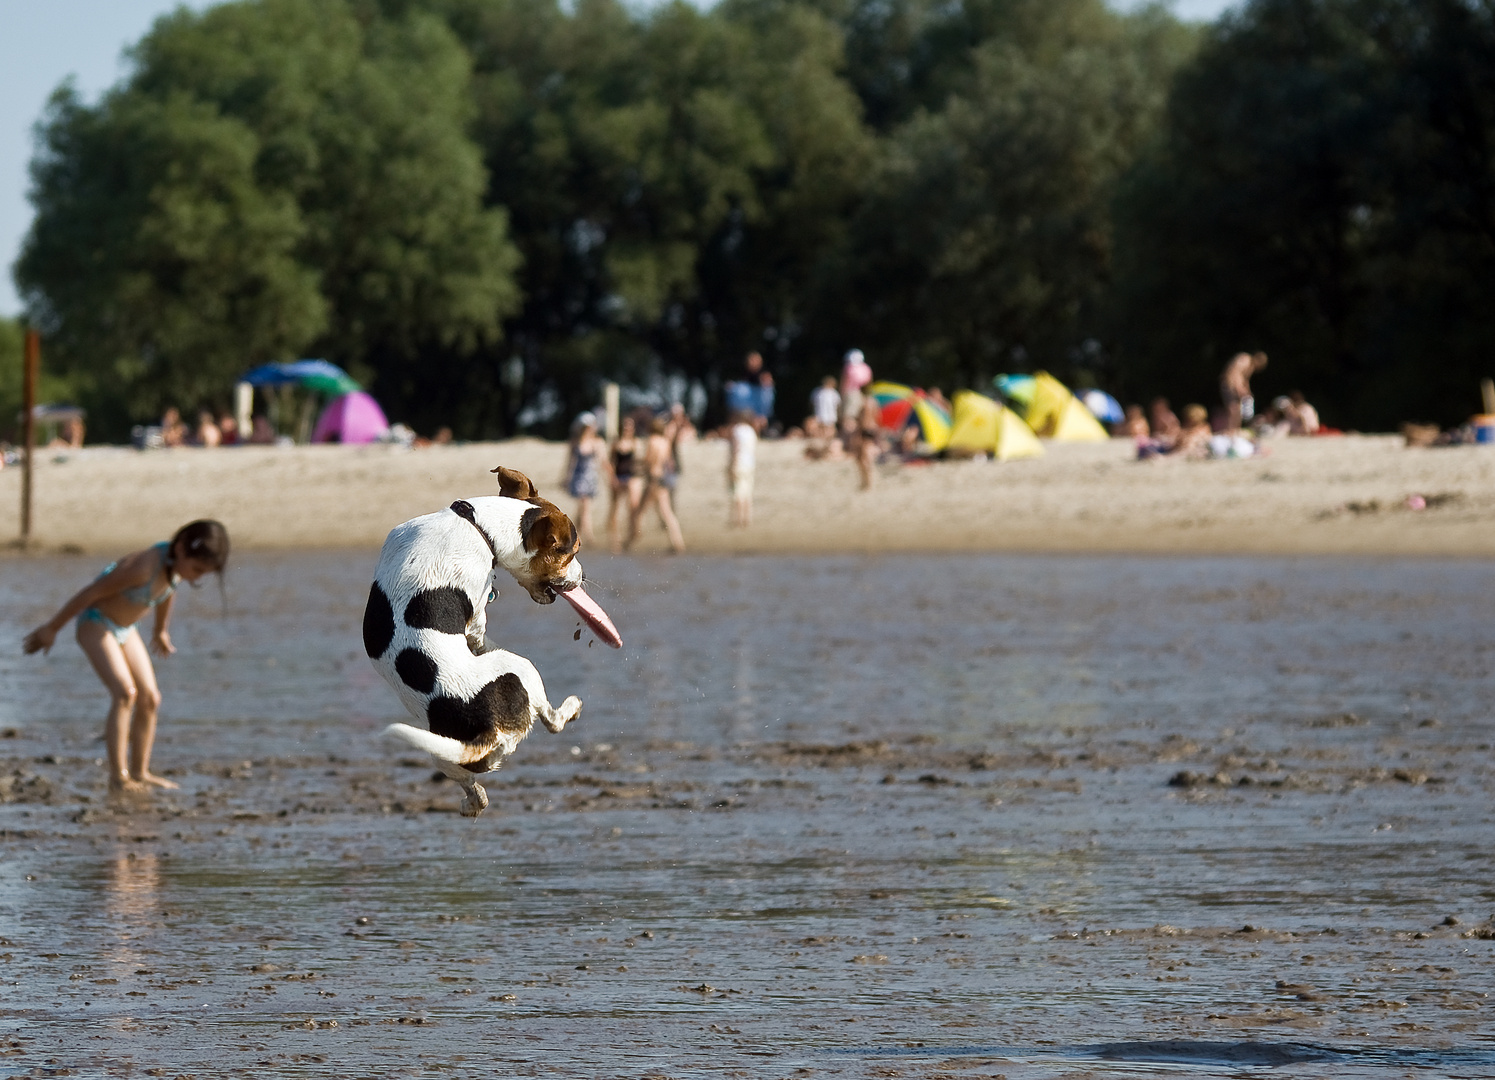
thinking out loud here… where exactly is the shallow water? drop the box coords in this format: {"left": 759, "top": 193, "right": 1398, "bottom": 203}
{"left": 0, "top": 551, "right": 1492, "bottom": 1078}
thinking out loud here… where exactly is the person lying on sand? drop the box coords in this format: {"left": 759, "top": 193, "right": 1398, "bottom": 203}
{"left": 23, "top": 521, "right": 230, "bottom": 792}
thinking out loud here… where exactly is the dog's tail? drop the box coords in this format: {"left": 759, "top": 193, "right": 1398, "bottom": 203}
{"left": 384, "top": 723, "right": 479, "bottom": 765}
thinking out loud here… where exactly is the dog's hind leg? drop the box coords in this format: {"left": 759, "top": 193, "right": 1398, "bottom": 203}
{"left": 472, "top": 648, "right": 583, "bottom": 735}
{"left": 536, "top": 695, "right": 582, "bottom": 734}
{"left": 431, "top": 757, "right": 492, "bottom": 818}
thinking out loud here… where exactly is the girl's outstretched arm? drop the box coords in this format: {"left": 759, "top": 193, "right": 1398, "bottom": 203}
{"left": 21, "top": 550, "right": 157, "bottom": 654}
{"left": 150, "top": 593, "right": 177, "bottom": 656}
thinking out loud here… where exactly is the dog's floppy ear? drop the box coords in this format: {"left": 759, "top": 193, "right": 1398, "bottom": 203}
{"left": 492, "top": 466, "right": 540, "bottom": 500}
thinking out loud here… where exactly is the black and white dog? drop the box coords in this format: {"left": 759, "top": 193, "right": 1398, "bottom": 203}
{"left": 363, "top": 466, "right": 621, "bottom": 817}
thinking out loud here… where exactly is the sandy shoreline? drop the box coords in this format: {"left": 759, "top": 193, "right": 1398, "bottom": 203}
{"left": 1, "top": 433, "right": 1492, "bottom": 556}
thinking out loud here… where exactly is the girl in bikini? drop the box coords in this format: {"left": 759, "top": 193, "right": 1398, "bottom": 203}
{"left": 606, "top": 415, "right": 643, "bottom": 553}
{"left": 23, "top": 520, "right": 230, "bottom": 792}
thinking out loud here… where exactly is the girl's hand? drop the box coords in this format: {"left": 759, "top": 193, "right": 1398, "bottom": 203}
{"left": 151, "top": 631, "right": 176, "bottom": 657}
{"left": 22, "top": 624, "right": 57, "bottom": 655}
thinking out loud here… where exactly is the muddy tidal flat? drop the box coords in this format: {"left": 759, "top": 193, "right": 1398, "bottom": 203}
{"left": 1, "top": 551, "right": 1493, "bottom": 1078}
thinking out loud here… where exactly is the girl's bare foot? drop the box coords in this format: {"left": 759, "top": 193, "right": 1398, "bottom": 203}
{"left": 108, "top": 774, "right": 148, "bottom": 794}
{"left": 134, "top": 772, "right": 179, "bottom": 790}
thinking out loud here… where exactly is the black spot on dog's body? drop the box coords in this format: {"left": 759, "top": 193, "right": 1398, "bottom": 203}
{"left": 363, "top": 583, "right": 395, "bottom": 658}
{"left": 394, "top": 649, "right": 439, "bottom": 694}
{"left": 405, "top": 587, "right": 473, "bottom": 635}
{"left": 426, "top": 673, "right": 531, "bottom": 744}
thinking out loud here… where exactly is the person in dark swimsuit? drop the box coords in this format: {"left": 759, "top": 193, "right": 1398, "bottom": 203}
{"left": 23, "top": 520, "right": 230, "bottom": 792}
{"left": 606, "top": 416, "right": 643, "bottom": 553}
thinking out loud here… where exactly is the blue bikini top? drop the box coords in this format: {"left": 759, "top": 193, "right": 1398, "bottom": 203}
{"left": 100, "top": 541, "right": 178, "bottom": 608}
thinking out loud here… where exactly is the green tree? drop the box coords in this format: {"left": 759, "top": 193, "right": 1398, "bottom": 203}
{"left": 814, "top": 0, "right": 1194, "bottom": 393}
{"left": 17, "top": 85, "right": 323, "bottom": 433}
{"left": 1109, "top": 0, "right": 1495, "bottom": 429}
{"left": 18, "top": 0, "right": 520, "bottom": 438}
{"left": 422, "top": 0, "right": 871, "bottom": 431}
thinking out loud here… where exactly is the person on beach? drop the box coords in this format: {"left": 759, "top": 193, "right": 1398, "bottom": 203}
{"left": 195, "top": 410, "right": 222, "bottom": 448}
{"left": 627, "top": 417, "right": 686, "bottom": 553}
{"left": 1174, "top": 404, "right": 1213, "bottom": 459}
{"left": 1118, "top": 404, "right": 1150, "bottom": 439}
{"left": 839, "top": 349, "right": 872, "bottom": 441}
{"left": 728, "top": 410, "right": 757, "bottom": 527}
{"left": 810, "top": 376, "right": 840, "bottom": 439}
{"left": 1287, "top": 390, "right": 1320, "bottom": 435}
{"left": 854, "top": 393, "right": 883, "bottom": 490}
{"left": 22, "top": 520, "right": 230, "bottom": 792}
{"left": 563, "top": 412, "right": 603, "bottom": 543}
{"left": 1149, "top": 398, "right": 1181, "bottom": 448}
{"left": 606, "top": 415, "right": 642, "bottom": 553}
{"left": 1220, "top": 351, "right": 1268, "bottom": 431}
{"left": 160, "top": 407, "right": 188, "bottom": 448}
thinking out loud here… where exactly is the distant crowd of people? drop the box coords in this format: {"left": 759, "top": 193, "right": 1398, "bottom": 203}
{"left": 1124, "top": 353, "right": 1325, "bottom": 460}
{"left": 563, "top": 403, "right": 694, "bottom": 554}
{"left": 152, "top": 406, "right": 281, "bottom": 448}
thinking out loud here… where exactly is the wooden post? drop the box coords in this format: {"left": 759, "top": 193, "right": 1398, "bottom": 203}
{"left": 603, "top": 382, "right": 620, "bottom": 442}
{"left": 20, "top": 328, "right": 39, "bottom": 547}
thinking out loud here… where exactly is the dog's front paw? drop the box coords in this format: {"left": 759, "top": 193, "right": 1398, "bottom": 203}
{"left": 459, "top": 783, "right": 489, "bottom": 818}
{"left": 543, "top": 696, "right": 582, "bottom": 734}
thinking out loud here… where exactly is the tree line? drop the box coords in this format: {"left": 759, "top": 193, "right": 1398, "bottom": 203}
{"left": 12, "top": 0, "right": 1494, "bottom": 441}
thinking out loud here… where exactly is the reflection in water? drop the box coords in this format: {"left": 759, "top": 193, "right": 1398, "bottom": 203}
{"left": 101, "top": 846, "right": 160, "bottom": 971}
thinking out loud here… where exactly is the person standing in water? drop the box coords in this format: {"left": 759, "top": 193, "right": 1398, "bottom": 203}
{"left": 22, "top": 520, "right": 230, "bottom": 792}
{"left": 627, "top": 417, "right": 686, "bottom": 553}
{"left": 606, "top": 415, "right": 643, "bottom": 553}
{"left": 563, "top": 412, "right": 603, "bottom": 543}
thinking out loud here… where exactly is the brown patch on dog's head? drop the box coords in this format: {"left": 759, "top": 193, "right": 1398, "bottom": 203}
{"left": 516, "top": 503, "right": 580, "bottom": 602}
{"left": 492, "top": 466, "right": 583, "bottom": 603}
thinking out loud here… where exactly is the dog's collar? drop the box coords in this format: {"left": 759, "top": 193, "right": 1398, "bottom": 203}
{"left": 449, "top": 500, "right": 499, "bottom": 571}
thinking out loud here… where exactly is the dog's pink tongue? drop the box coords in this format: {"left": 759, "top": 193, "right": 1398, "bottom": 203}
{"left": 561, "top": 585, "right": 622, "bottom": 649}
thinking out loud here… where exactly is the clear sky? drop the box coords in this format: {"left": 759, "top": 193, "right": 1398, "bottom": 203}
{"left": 0, "top": 0, "right": 1239, "bottom": 317}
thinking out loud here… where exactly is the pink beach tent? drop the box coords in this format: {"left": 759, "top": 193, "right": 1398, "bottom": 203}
{"left": 312, "top": 391, "right": 390, "bottom": 444}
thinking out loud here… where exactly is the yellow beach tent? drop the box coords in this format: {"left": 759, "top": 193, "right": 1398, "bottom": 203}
{"left": 1023, "top": 372, "right": 1110, "bottom": 442}
{"left": 947, "top": 391, "right": 1044, "bottom": 460}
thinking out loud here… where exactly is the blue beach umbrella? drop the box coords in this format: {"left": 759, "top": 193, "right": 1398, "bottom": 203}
{"left": 241, "top": 359, "right": 361, "bottom": 396}
{"left": 1079, "top": 389, "right": 1125, "bottom": 424}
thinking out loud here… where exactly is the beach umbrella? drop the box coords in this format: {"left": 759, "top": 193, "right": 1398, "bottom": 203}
{"left": 867, "top": 381, "right": 917, "bottom": 428}
{"left": 908, "top": 394, "right": 952, "bottom": 451}
{"left": 865, "top": 382, "right": 953, "bottom": 450}
{"left": 241, "top": 359, "right": 361, "bottom": 396}
{"left": 312, "top": 391, "right": 390, "bottom": 444}
{"left": 1080, "top": 389, "right": 1124, "bottom": 425}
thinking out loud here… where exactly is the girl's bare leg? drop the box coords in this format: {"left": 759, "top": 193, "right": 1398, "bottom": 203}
{"left": 625, "top": 487, "right": 650, "bottom": 550}
{"left": 75, "top": 622, "right": 145, "bottom": 791}
{"left": 656, "top": 490, "right": 686, "bottom": 552}
{"left": 575, "top": 496, "right": 594, "bottom": 543}
{"left": 119, "top": 631, "right": 177, "bottom": 789}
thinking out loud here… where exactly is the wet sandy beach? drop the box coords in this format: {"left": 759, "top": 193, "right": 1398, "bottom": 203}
{"left": 1, "top": 551, "right": 1492, "bottom": 1077}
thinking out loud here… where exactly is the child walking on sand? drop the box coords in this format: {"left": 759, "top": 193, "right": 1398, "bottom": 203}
{"left": 23, "top": 520, "right": 230, "bottom": 792}
{"left": 728, "top": 410, "right": 757, "bottom": 527}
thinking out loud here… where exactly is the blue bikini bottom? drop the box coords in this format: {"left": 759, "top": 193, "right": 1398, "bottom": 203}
{"left": 77, "top": 608, "right": 137, "bottom": 646}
